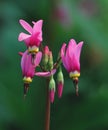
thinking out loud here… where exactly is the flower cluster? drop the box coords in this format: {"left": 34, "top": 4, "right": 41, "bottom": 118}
{"left": 18, "top": 19, "right": 83, "bottom": 102}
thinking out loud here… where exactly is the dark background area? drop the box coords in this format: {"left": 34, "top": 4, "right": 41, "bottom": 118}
{"left": 0, "top": 0, "right": 108, "bottom": 130}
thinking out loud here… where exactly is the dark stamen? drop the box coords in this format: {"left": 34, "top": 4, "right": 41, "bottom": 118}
{"left": 24, "top": 83, "right": 29, "bottom": 99}
{"left": 73, "top": 78, "right": 79, "bottom": 96}
{"left": 31, "top": 53, "right": 36, "bottom": 65}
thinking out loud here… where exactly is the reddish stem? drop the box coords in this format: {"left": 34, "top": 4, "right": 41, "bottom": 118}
{"left": 45, "top": 79, "right": 50, "bottom": 130}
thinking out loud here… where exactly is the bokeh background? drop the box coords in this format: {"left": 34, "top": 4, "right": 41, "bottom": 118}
{"left": 0, "top": 0, "right": 108, "bottom": 130}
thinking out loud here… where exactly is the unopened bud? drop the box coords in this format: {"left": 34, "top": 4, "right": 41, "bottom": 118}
{"left": 49, "top": 89, "right": 55, "bottom": 103}
{"left": 57, "top": 69, "right": 64, "bottom": 83}
{"left": 42, "top": 46, "right": 49, "bottom": 66}
{"left": 57, "top": 68, "right": 64, "bottom": 98}
{"left": 57, "top": 82, "right": 63, "bottom": 98}
{"left": 48, "top": 51, "right": 53, "bottom": 70}
{"left": 49, "top": 76, "right": 55, "bottom": 103}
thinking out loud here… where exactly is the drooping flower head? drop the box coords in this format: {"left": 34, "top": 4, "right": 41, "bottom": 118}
{"left": 20, "top": 50, "right": 42, "bottom": 97}
{"left": 60, "top": 39, "right": 83, "bottom": 96}
{"left": 18, "top": 19, "right": 43, "bottom": 54}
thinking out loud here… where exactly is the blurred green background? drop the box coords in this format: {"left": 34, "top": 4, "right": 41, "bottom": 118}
{"left": 0, "top": 0, "right": 108, "bottom": 130}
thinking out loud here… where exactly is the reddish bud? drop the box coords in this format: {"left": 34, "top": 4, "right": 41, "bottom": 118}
{"left": 57, "top": 68, "right": 64, "bottom": 98}
{"left": 49, "top": 89, "right": 55, "bottom": 103}
{"left": 57, "top": 82, "right": 63, "bottom": 98}
{"left": 44, "top": 46, "right": 49, "bottom": 55}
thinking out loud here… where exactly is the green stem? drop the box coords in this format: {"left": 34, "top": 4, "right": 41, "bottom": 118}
{"left": 45, "top": 79, "right": 50, "bottom": 130}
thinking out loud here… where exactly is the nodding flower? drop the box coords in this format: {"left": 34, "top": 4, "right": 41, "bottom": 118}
{"left": 20, "top": 50, "right": 42, "bottom": 97}
{"left": 18, "top": 19, "right": 43, "bottom": 55}
{"left": 60, "top": 39, "right": 83, "bottom": 96}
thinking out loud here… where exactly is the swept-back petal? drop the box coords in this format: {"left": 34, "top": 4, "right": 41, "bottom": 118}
{"left": 21, "top": 51, "right": 35, "bottom": 77}
{"left": 75, "top": 41, "right": 83, "bottom": 60}
{"left": 68, "top": 39, "right": 77, "bottom": 56}
{"left": 34, "top": 52, "right": 42, "bottom": 67}
{"left": 33, "top": 20, "right": 43, "bottom": 35}
{"left": 35, "top": 69, "right": 56, "bottom": 77}
{"left": 18, "top": 32, "right": 30, "bottom": 41}
{"left": 60, "top": 43, "right": 71, "bottom": 72}
{"left": 21, "top": 51, "right": 28, "bottom": 75}
{"left": 60, "top": 43, "right": 66, "bottom": 59}
{"left": 70, "top": 54, "right": 80, "bottom": 72}
{"left": 69, "top": 39, "right": 77, "bottom": 48}
{"left": 19, "top": 19, "right": 32, "bottom": 34}
{"left": 65, "top": 43, "right": 73, "bottom": 72}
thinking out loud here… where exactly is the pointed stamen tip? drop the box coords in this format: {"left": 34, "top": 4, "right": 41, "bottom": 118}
{"left": 23, "top": 94, "right": 26, "bottom": 100}
{"left": 76, "top": 91, "right": 79, "bottom": 96}
{"left": 31, "top": 53, "right": 36, "bottom": 65}
{"left": 24, "top": 83, "right": 29, "bottom": 97}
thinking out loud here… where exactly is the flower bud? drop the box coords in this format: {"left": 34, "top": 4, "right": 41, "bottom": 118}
{"left": 49, "top": 76, "right": 55, "bottom": 103}
{"left": 48, "top": 51, "right": 53, "bottom": 71}
{"left": 57, "top": 68, "right": 64, "bottom": 98}
{"left": 49, "top": 89, "right": 55, "bottom": 103}
{"left": 42, "top": 46, "right": 49, "bottom": 67}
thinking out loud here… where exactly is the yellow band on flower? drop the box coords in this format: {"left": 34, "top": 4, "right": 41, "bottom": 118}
{"left": 23, "top": 77, "right": 32, "bottom": 83}
{"left": 69, "top": 71, "right": 80, "bottom": 78}
{"left": 28, "top": 46, "right": 39, "bottom": 53}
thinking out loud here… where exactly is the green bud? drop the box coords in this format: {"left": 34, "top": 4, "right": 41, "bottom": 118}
{"left": 49, "top": 76, "right": 55, "bottom": 91}
{"left": 48, "top": 51, "right": 53, "bottom": 70}
{"left": 42, "top": 46, "right": 49, "bottom": 69}
{"left": 42, "top": 54, "right": 49, "bottom": 66}
{"left": 57, "top": 67, "right": 64, "bottom": 84}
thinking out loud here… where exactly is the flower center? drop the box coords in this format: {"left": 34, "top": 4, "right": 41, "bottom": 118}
{"left": 23, "top": 76, "right": 32, "bottom": 83}
{"left": 69, "top": 71, "right": 80, "bottom": 79}
{"left": 28, "top": 46, "right": 39, "bottom": 54}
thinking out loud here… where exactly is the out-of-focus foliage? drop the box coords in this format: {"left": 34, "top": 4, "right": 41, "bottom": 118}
{"left": 0, "top": 0, "right": 108, "bottom": 130}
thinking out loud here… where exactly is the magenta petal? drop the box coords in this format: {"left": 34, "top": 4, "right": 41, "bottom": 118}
{"left": 21, "top": 51, "right": 28, "bottom": 75}
{"left": 35, "top": 69, "right": 56, "bottom": 77}
{"left": 68, "top": 39, "right": 77, "bottom": 56}
{"left": 19, "top": 19, "right": 32, "bottom": 34}
{"left": 75, "top": 41, "right": 83, "bottom": 60}
{"left": 33, "top": 20, "right": 43, "bottom": 34}
{"left": 70, "top": 54, "right": 80, "bottom": 72}
{"left": 21, "top": 51, "right": 35, "bottom": 77}
{"left": 18, "top": 32, "right": 30, "bottom": 41}
{"left": 60, "top": 43, "right": 70, "bottom": 72}
{"left": 69, "top": 39, "right": 77, "bottom": 48}
{"left": 33, "top": 20, "right": 43, "bottom": 42}
{"left": 34, "top": 52, "right": 42, "bottom": 67}
{"left": 60, "top": 43, "right": 66, "bottom": 58}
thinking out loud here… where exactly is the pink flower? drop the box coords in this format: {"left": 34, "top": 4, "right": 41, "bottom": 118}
{"left": 21, "top": 51, "right": 42, "bottom": 80}
{"left": 21, "top": 50, "right": 42, "bottom": 97}
{"left": 18, "top": 19, "right": 43, "bottom": 54}
{"left": 60, "top": 39, "right": 83, "bottom": 78}
{"left": 60, "top": 39, "right": 83, "bottom": 96}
